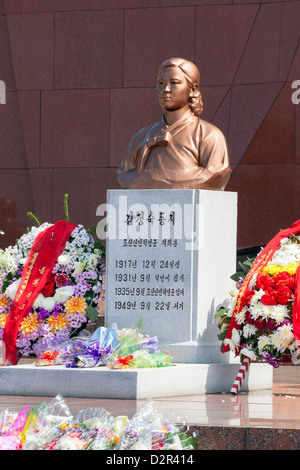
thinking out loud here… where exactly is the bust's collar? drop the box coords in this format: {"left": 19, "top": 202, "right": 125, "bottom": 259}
{"left": 162, "top": 108, "right": 194, "bottom": 127}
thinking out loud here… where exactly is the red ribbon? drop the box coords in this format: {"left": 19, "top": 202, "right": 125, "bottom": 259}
{"left": 3, "top": 220, "right": 76, "bottom": 365}
{"left": 223, "top": 220, "right": 300, "bottom": 354}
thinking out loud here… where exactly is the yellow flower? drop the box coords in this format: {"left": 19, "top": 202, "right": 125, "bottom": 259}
{"left": 20, "top": 312, "right": 41, "bottom": 335}
{"left": 262, "top": 265, "right": 281, "bottom": 276}
{"left": 0, "top": 313, "right": 7, "bottom": 328}
{"left": 262, "top": 263, "right": 299, "bottom": 276}
{"left": 65, "top": 296, "right": 87, "bottom": 315}
{"left": 286, "top": 263, "right": 299, "bottom": 275}
{"left": 47, "top": 313, "right": 69, "bottom": 332}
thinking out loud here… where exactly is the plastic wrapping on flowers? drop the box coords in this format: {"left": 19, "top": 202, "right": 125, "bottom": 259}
{"left": 0, "top": 394, "right": 198, "bottom": 450}
{"left": 215, "top": 233, "right": 300, "bottom": 367}
{"left": 33, "top": 324, "right": 173, "bottom": 370}
{"left": 0, "top": 223, "right": 105, "bottom": 357}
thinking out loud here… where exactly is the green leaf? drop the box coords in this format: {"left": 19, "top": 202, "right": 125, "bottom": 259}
{"left": 64, "top": 193, "right": 69, "bottom": 222}
{"left": 87, "top": 225, "right": 96, "bottom": 234}
{"left": 85, "top": 305, "right": 99, "bottom": 322}
{"left": 230, "top": 272, "right": 243, "bottom": 282}
{"left": 217, "top": 331, "right": 228, "bottom": 341}
{"left": 213, "top": 307, "right": 229, "bottom": 319}
{"left": 27, "top": 211, "right": 41, "bottom": 227}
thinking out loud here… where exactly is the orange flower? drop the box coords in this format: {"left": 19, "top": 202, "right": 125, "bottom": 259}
{"left": 20, "top": 312, "right": 41, "bottom": 335}
{"left": 65, "top": 296, "right": 87, "bottom": 315}
{"left": 108, "top": 434, "right": 120, "bottom": 445}
{"left": 47, "top": 313, "right": 69, "bottom": 332}
{"left": 0, "top": 313, "right": 7, "bottom": 329}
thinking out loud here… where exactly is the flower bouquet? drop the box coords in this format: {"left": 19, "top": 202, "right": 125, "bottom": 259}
{"left": 0, "top": 204, "right": 105, "bottom": 362}
{"left": 32, "top": 323, "right": 173, "bottom": 370}
{"left": 5, "top": 394, "right": 198, "bottom": 450}
{"left": 0, "top": 405, "right": 30, "bottom": 450}
{"left": 216, "top": 220, "right": 300, "bottom": 369}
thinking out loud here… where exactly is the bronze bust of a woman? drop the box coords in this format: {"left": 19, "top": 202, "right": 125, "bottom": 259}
{"left": 118, "top": 58, "right": 231, "bottom": 190}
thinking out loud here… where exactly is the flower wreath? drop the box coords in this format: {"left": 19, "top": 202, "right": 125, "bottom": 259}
{"left": 216, "top": 221, "right": 300, "bottom": 368}
{"left": 0, "top": 216, "right": 105, "bottom": 359}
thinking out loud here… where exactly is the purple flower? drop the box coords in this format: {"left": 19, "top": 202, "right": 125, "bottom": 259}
{"left": 37, "top": 308, "right": 50, "bottom": 321}
{"left": 259, "top": 351, "right": 281, "bottom": 368}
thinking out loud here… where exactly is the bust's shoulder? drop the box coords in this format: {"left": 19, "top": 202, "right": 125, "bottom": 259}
{"left": 199, "top": 119, "right": 226, "bottom": 145}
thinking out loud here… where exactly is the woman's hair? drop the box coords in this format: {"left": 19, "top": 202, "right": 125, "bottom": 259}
{"left": 157, "top": 58, "right": 203, "bottom": 117}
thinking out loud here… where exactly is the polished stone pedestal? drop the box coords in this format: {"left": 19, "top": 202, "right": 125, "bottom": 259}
{"left": 105, "top": 189, "right": 238, "bottom": 364}
{"left": 0, "top": 362, "right": 272, "bottom": 399}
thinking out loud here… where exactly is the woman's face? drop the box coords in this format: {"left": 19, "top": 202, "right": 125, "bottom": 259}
{"left": 156, "top": 66, "right": 191, "bottom": 112}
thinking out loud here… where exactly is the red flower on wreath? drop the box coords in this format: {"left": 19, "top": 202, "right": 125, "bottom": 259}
{"left": 41, "top": 274, "right": 55, "bottom": 297}
{"left": 241, "top": 290, "right": 255, "bottom": 307}
{"left": 276, "top": 285, "right": 293, "bottom": 305}
{"left": 273, "top": 271, "right": 295, "bottom": 291}
{"left": 256, "top": 273, "right": 274, "bottom": 291}
{"left": 261, "top": 288, "right": 278, "bottom": 306}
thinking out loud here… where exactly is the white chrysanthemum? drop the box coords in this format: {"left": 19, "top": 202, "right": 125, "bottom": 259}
{"left": 223, "top": 338, "right": 236, "bottom": 353}
{"left": 270, "top": 304, "right": 289, "bottom": 324}
{"left": 241, "top": 348, "right": 257, "bottom": 361}
{"left": 270, "top": 239, "right": 300, "bottom": 266}
{"left": 257, "top": 335, "right": 270, "bottom": 351}
{"left": 250, "top": 289, "right": 265, "bottom": 306}
{"left": 261, "top": 304, "right": 274, "bottom": 321}
{"left": 243, "top": 323, "right": 258, "bottom": 338}
{"left": 235, "top": 307, "right": 247, "bottom": 325}
{"left": 248, "top": 302, "right": 264, "bottom": 321}
{"left": 270, "top": 331, "right": 286, "bottom": 353}
{"left": 231, "top": 328, "right": 241, "bottom": 347}
{"left": 278, "top": 324, "right": 294, "bottom": 343}
{"left": 249, "top": 272, "right": 258, "bottom": 290}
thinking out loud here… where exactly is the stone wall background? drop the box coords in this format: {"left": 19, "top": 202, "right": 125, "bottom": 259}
{"left": 0, "top": 0, "right": 299, "bottom": 249}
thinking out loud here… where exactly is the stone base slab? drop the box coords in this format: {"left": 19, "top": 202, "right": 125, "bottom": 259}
{"left": 0, "top": 363, "right": 272, "bottom": 399}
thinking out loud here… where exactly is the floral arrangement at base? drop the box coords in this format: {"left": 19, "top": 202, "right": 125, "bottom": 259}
{"left": 33, "top": 322, "right": 173, "bottom": 370}
{"left": 215, "top": 222, "right": 300, "bottom": 368}
{"left": 0, "top": 203, "right": 105, "bottom": 360}
{"left": 0, "top": 394, "right": 198, "bottom": 450}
